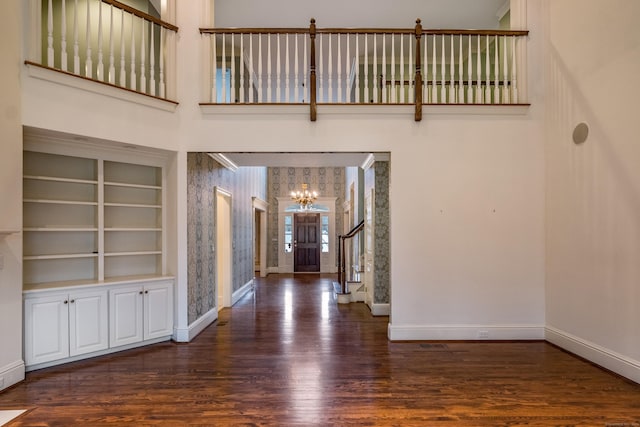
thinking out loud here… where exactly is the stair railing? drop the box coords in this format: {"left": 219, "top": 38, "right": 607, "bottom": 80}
{"left": 337, "top": 219, "right": 365, "bottom": 295}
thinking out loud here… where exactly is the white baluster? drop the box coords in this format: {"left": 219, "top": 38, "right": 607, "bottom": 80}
{"left": 285, "top": 34, "right": 290, "bottom": 102}
{"left": 467, "top": 34, "right": 472, "bottom": 103}
{"left": 159, "top": 27, "right": 165, "bottom": 98}
{"left": 475, "top": 35, "right": 482, "bottom": 103}
{"left": 97, "top": 1, "right": 104, "bottom": 81}
{"left": 408, "top": 35, "right": 414, "bottom": 103}
{"left": 355, "top": 34, "right": 360, "bottom": 103}
{"left": 458, "top": 35, "right": 464, "bottom": 103}
{"left": 149, "top": 24, "right": 156, "bottom": 95}
{"left": 294, "top": 34, "right": 299, "bottom": 103}
{"left": 511, "top": 36, "right": 518, "bottom": 103}
{"left": 47, "top": 0, "right": 54, "bottom": 67}
{"left": 303, "top": 34, "right": 307, "bottom": 102}
{"left": 221, "top": 33, "right": 227, "bottom": 102}
{"left": 85, "top": 0, "right": 92, "bottom": 77}
{"left": 337, "top": 34, "right": 342, "bottom": 103}
{"left": 257, "top": 34, "right": 263, "bottom": 102}
{"left": 423, "top": 33, "right": 428, "bottom": 103}
{"left": 318, "top": 35, "right": 323, "bottom": 102}
{"left": 130, "top": 13, "right": 136, "bottom": 90}
{"left": 431, "top": 35, "right": 436, "bottom": 103}
{"left": 108, "top": 5, "right": 115, "bottom": 84}
{"left": 502, "top": 36, "right": 509, "bottom": 103}
{"left": 382, "top": 34, "right": 386, "bottom": 103}
{"left": 211, "top": 34, "right": 217, "bottom": 102}
{"left": 400, "top": 34, "right": 405, "bottom": 103}
{"left": 449, "top": 35, "right": 455, "bottom": 103}
{"left": 276, "top": 34, "right": 281, "bottom": 103}
{"left": 61, "top": 0, "right": 67, "bottom": 71}
{"left": 493, "top": 35, "right": 499, "bottom": 103}
{"left": 328, "top": 34, "right": 333, "bottom": 102}
{"left": 344, "top": 34, "right": 349, "bottom": 103}
{"left": 267, "top": 34, "right": 272, "bottom": 102}
{"left": 441, "top": 35, "right": 446, "bottom": 103}
{"left": 485, "top": 35, "right": 491, "bottom": 103}
{"left": 391, "top": 34, "right": 395, "bottom": 103}
{"left": 140, "top": 20, "right": 146, "bottom": 93}
{"left": 249, "top": 34, "right": 254, "bottom": 103}
{"left": 364, "top": 34, "right": 369, "bottom": 103}
{"left": 240, "top": 34, "right": 245, "bottom": 102}
{"left": 73, "top": 0, "right": 79, "bottom": 74}
{"left": 373, "top": 34, "right": 386, "bottom": 104}
{"left": 119, "top": 10, "right": 125, "bottom": 86}
{"left": 231, "top": 33, "right": 236, "bottom": 102}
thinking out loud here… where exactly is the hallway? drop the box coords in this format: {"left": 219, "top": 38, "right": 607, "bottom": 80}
{"left": 2, "top": 274, "right": 640, "bottom": 426}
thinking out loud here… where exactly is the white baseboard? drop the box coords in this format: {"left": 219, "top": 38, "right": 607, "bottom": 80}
{"left": 232, "top": 280, "right": 255, "bottom": 305}
{"left": 0, "top": 360, "right": 25, "bottom": 391}
{"left": 267, "top": 267, "right": 280, "bottom": 274}
{"left": 388, "top": 324, "right": 545, "bottom": 341}
{"left": 545, "top": 326, "right": 640, "bottom": 384}
{"left": 183, "top": 307, "right": 218, "bottom": 342}
{"left": 370, "top": 303, "right": 390, "bottom": 316}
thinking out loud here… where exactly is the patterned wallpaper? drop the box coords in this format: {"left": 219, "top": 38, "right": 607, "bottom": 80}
{"left": 267, "top": 167, "right": 345, "bottom": 268}
{"left": 187, "top": 153, "right": 267, "bottom": 324}
{"left": 365, "top": 161, "right": 390, "bottom": 304}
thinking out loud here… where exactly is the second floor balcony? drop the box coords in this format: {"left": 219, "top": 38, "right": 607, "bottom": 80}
{"left": 28, "top": 0, "right": 530, "bottom": 120}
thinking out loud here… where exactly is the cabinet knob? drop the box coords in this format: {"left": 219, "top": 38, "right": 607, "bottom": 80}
{"left": 64, "top": 300, "right": 68, "bottom": 304}
{"left": 139, "top": 291, "right": 143, "bottom": 295}
{"left": 144, "top": 290, "right": 149, "bottom": 294}
{"left": 70, "top": 300, "right": 75, "bottom": 303}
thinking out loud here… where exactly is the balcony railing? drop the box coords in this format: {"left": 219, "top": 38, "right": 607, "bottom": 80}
{"left": 200, "top": 20, "right": 529, "bottom": 120}
{"left": 29, "top": 0, "right": 178, "bottom": 102}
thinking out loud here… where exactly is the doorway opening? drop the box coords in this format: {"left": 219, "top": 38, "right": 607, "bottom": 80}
{"left": 216, "top": 187, "right": 232, "bottom": 311}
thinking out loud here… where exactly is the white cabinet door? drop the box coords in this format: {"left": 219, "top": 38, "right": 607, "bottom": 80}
{"left": 24, "top": 295, "right": 69, "bottom": 365}
{"left": 143, "top": 281, "right": 173, "bottom": 340}
{"left": 109, "top": 286, "right": 143, "bottom": 347}
{"left": 69, "top": 290, "right": 109, "bottom": 357}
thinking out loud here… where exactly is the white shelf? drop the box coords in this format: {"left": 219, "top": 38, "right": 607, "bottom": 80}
{"left": 104, "top": 202, "right": 161, "bottom": 209}
{"left": 24, "top": 253, "right": 99, "bottom": 261}
{"left": 104, "top": 181, "right": 161, "bottom": 190}
{"left": 24, "top": 199, "right": 99, "bottom": 206}
{"left": 104, "top": 251, "right": 162, "bottom": 257}
{"left": 24, "top": 227, "right": 98, "bottom": 232}
{"left": 24, "top": 175, "right": 98, "bottom": 185}
{"left": 105, "top": 228, "right": 161, "bottom": 232}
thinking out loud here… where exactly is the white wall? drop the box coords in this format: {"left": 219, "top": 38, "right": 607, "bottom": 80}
{"left": 0, "top": 0, "right": 25, "bottom": 391}
{"left": 544, "top": 0, "right": 640, "bottom": 382}
{"left": 18, "top": 0, "right": 547, "bottom": 348}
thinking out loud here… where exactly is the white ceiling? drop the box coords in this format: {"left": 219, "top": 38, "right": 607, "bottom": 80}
{"left": 214, "top": 0, "right": 508, "bottom": 29}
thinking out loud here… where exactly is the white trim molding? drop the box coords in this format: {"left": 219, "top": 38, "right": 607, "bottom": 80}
{"left": 388, "top": 323, "right": 545, "bottom": 341}
{"left": 182, "top": 307, "right": 218, "bottom": 342}
{"left": 370, "top": 303, "right": 390, "bottom": 316}
{"left": 545, "top": 326, "right": 640, "bottom": 384}
{"left": 232, "top": 280, "right": 255, "bottom": 305}
{"left": 208, "top": 153, "right": 239, "bottom": 172}
{"left": 0, "top": 360, "right": 25, "bottom": 391}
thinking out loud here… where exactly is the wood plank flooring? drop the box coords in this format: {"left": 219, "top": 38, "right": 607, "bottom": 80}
{"left": 2, "top": 274, "right": 640, "bottom": 426}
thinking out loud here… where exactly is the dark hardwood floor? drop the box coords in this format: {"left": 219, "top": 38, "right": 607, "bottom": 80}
{"left": 2, "top": 274, "right": 640, "bottom": 426}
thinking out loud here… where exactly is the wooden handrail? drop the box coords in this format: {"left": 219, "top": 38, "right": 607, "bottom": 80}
{"left": 200, "top": 28, "right": 309, "bottom": 34}
{"left": 102, "top": 0, "right": 178, "bottom": 32}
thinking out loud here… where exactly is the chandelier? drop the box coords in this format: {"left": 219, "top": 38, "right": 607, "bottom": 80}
{"left": 290, "top": 183, "right": 318, "bottom": 209}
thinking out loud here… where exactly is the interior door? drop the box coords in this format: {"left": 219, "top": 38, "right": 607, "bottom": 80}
{"left": 294, "top": 213, "right": 320, "bottom": 272}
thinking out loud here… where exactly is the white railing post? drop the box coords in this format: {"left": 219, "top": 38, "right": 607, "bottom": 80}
{"left": 221, "top": 33, "right": 227, "bottom": 102}
{"left": 159, "top": 27, "right": 165, "bottom": 98}
{"left": 363, "top": 34, "right": 369, "bottom": 103}
{"left": 475, "top": 35, "right": 482, "bottom": 103}
{"left": 97, "top": 1, "right": 104, "bottom": 81}
{"left": 381, "top": 35, "right": 386, "bottom": 103}
{"left": 328, "top": 34, "right": 333, "bottom": 102}
{"left": 449, "top": 35, "right": 455, "bottom": 103}
{"left": 140, "top": 20, "right": 146, "bottom": 93}
{"left": 466, "top": 35, "right": 472, "bottom": 103}
{"left": 493, "top": 35, "right": 500, "bottom": 103}
{"left": 318, "top": 34, "right": 323, "bottom": 102}
{"left": 267, "top": 34, "right": 272, "bottom": 102}
{"left": 240, "top": 33, "right": 245, "bottom": 102}
{"left": 108, "top": 5, "right": 115, "bottom": 84}
{"left": 249, "top": 34, "right": 254, "bottom": 103}
{"left": 431, "top": 35, "right": 436, "bottom": 103}
{"left": 390, "top": 34, "right": 396, "bottom": 103}
{"left": 355, "top": 34, "right": 360, "bottom": 103}
{"left": 440, "top": 35, "right": 446, "bottom": 103}
{"left": 231, "top": 33, "right": 236, "bottom": 102}
{"left": 485, "top": 35, "right": 491, "bottom": 103}
{"left": 257, "top": 34, "right": 263, "bottom": 103}
{"left": 61, "top": 0, "right": 67, "bottom": 71}
{"left": 211, "top": 34, "right": 217, "bottom": 102}
{"left": 149, "top": 24, "right": 156, "bottom": 95}
{"left": 276, "top": 34, "right": 281, "bottom": 102}
{"left": 337, "top": 34, "right": 342, "bottom": 103}
{"left": 73, "top": 0, "right": 80, "bottom": 74}
{"left": 285, "top": 34, "right": 290, "bottom": 102}
{"left": 294, "top": 34, "right": 299, "bottom": 102}
{"left": 502, "top": 36, "right": 510, "bottom": 104}
{"left": 458, "top": 35, "right": 464, "bottom": 103}
{"left": 47, "top": 0, "right": 54, "bottom": 67}
{"left": 119, "top": 10, "right": 125, "bottom": 86}
{"left": 85, "top": 0, "right": 92, "bottom": 78}
{"left": 130, "top": 13, "right": 136, "bottom": 90}
{"left": 511, "top": 36, "right": 518, "bottom": 103}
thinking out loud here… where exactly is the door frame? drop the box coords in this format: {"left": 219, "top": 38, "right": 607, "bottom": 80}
{"left": 252, "top": 197, "right": 268, "bottom": 278}
{"left": 215, "top": 187, "right": 232, "bottom": 310}
{"left": 293, "top": 212, "right": 321, "bottom": 273}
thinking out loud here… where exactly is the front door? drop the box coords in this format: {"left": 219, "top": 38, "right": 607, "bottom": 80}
{"left": 294, "top": 213, "right": 320, "bottom": 272}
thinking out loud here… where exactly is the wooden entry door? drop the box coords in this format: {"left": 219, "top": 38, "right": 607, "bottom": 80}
{"left": 294, "top": 213, "right": 320, "bottom": 272}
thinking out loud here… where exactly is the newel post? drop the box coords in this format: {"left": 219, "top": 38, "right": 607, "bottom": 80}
{"left": 414, "top": 19, "right": 423, "bottom": 122}
{"left": 309, "top": 18, "right": 317, "bottom": 121}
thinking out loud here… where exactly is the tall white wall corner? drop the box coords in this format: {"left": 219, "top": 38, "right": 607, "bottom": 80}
{"left": 545, "top": 326, "right": 640, "bottom": 385}
{"left": 0, "top": 360, "right": 25, "bottom": 392}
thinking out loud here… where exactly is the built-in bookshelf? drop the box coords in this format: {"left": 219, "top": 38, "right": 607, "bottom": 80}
{"left": 23, "top": 151, "right": 165, "bottom": 289}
